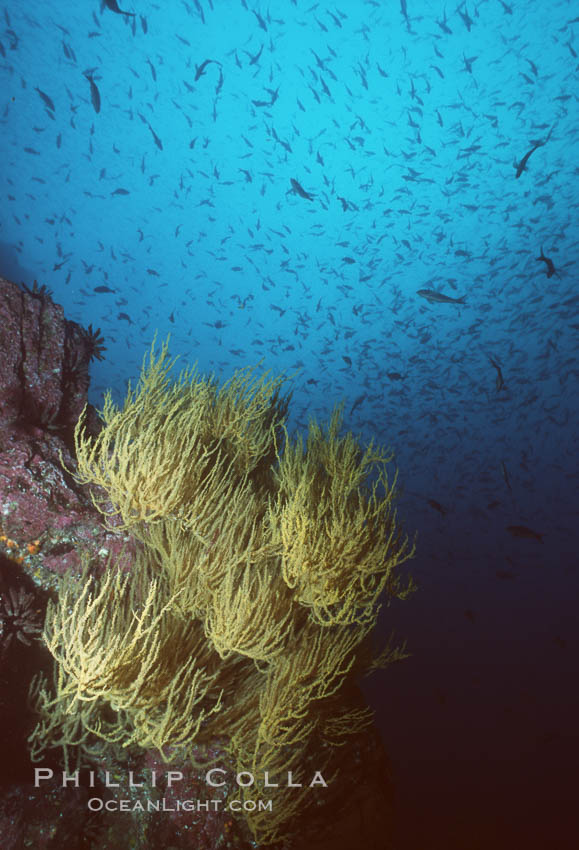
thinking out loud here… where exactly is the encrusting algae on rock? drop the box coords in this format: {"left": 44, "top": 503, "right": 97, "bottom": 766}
{"left": 29, "top": 337, "right": 416, "bottom": 846}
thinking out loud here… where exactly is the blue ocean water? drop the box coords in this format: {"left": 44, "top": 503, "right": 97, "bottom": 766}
{"left": 0, "top": 1, "right": 577, "bottom": 847}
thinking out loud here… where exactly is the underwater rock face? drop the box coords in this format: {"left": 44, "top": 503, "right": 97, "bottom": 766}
{"left": 1, "top": 276, "right": 71, "bottom": 428}
{"left": 0, "top": 276, "right": 100, "bottom": 434}
{"left": 0, "top": 277, "right": 116, "bottom": 577}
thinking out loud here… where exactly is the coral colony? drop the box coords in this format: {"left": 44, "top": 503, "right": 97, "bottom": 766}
{"left": 28, "top": 337, "right": 414, "bottom": 845}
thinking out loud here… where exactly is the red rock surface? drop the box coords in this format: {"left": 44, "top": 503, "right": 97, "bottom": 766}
{"left": 0, "top": 276, "right": 92, "bottom": 433}
{"left": 0, "top": 276, "right": 125, "bottom": 584}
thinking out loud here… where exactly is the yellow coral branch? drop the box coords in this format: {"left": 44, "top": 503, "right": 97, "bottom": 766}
{"left": 30, "top": 338, "right": 416, "bottom": 846}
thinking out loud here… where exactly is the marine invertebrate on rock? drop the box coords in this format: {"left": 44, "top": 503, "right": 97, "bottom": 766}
{"left": 29, "top": 551, "right": 224, "bottom": 770}
{"left": 0, "top": 585, "right": 42, "bottom": 648}
{"left": 22, "top": 279, "right": 53, "bottom": 302}
{"left": 267, "top": 405, "right": 415, "bottom": 627}
{"left": 30, "top": 338, "right": 415, "bottom": 845}
{"left": 83, "top": 323, "right": 107, "bottom": 362}
{"left": 71, "top": 337, "right": 288, "bottom": 530}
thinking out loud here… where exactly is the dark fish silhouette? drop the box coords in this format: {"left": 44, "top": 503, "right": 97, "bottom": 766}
{"left": 289, "top": 178, "right": 314, "bottom": 200}
{"left": 103, "top": 0, "right": 135, "bottom": 15}
{"left": 489, "top": 357, "right": 505, "bottom": 391}
{"left": 427, "top": 499, "right": 447, "bottom": 516}
{"left": 417, "top": 289, "right": 466, "bottom": 304}
{"left": 246, "top": 44, "right": 264, "bottom": 66}
{"left": 436, "top": 11, "right": 452, "bottom": 33}
{"left": 536, "top": 246, "right": 556, "bottom": 278}
{"left": 457, "top": 3, "right": 474, "bottom": 31}
{"left": 35, "top": 87, "right": 55, "bottom": 112}
{"left": 83, "top": 70, "right": 101, "bottom": 113}
{"left": 514, "top": 127, "right": 552, "bottom": 178}
{"left": 350, "top": 393, "right": 366, "bottom": 414}
{"left": 506, "top": 525, "right": 544, "bottom": 543}
{"left": 147, "top": 123, "right": 163, "bottom": 151}
{"left": 194, "top": 59, "right": 221, "bottom": 81}
{"left": 253, "top": 9, "right": 267, "bottom": 31}
{"left": 193, "top": 0, "right": 205, "bottom": 24}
